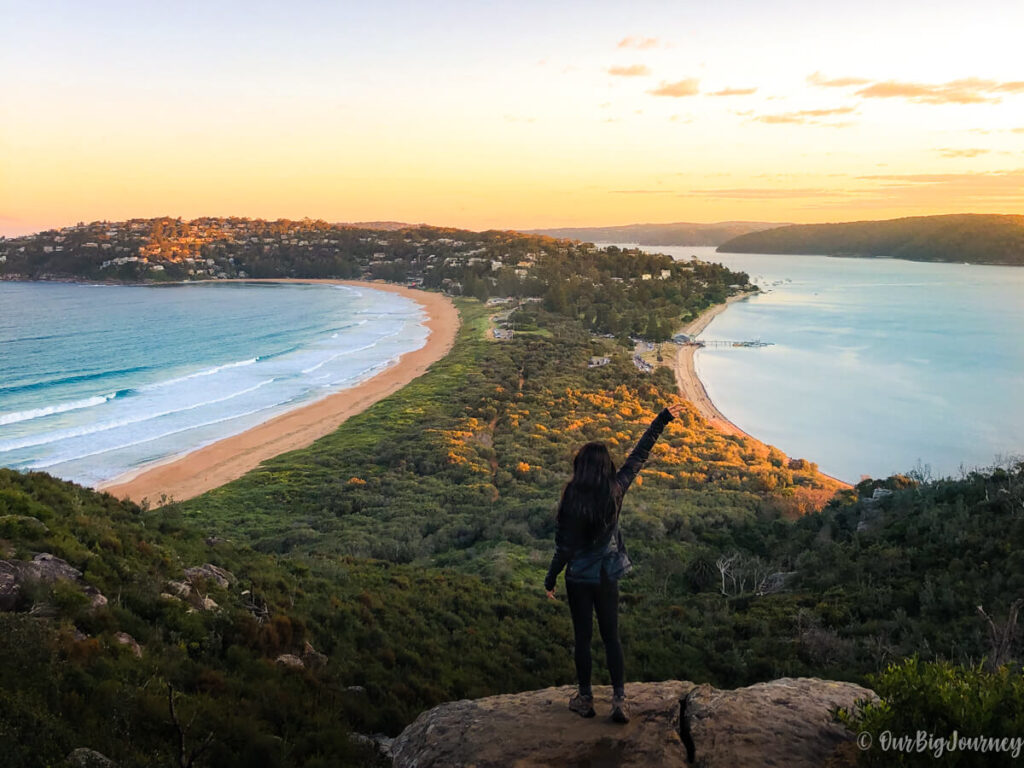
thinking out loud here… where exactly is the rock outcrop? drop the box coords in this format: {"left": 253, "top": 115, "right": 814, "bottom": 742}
{"left": 390, "top": 678, "right": 876, "bottom": 768}
{"left": 183, "top": 563, "right": 234, "bottom": 589}
{"left": 64, "top": 747, "right": 116, "bottom": 767}
{"left": 0, "top": 553, "right": 106, "bottom": 612}
{"left": 114, "top": 632, "right": 143, "bottom": 658}
{"left": 275, "top": 653, "right": 305, "bottom": 670}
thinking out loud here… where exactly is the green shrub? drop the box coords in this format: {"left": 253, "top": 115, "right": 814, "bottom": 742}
{"left": 839, "top": 657, "right": 1024, "bottom": 766}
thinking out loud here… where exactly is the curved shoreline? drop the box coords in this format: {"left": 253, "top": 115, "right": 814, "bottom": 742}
{"left": 673, "top": 292, "right": 852, "bottom": 488}
{"left": 98, "top": 280, "right": 459, "bottom": 506}
{"left": 673, "top": 293, "right": 759, "bottom": 440}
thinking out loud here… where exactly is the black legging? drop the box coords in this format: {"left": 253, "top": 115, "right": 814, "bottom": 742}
{"left": 566, "top": 572, "right": 625, "bottom": 696}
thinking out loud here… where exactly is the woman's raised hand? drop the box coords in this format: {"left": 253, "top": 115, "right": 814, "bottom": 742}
{"left": 668, "top": 403, "right": 685, "bottom": 418}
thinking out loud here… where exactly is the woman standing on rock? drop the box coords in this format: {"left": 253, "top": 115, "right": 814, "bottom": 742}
{"left": 545, "top": 403, "right": 682, "bottom": 723}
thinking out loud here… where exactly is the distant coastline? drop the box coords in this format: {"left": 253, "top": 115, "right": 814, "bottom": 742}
{"left": 717, "top": 213, "right": 1024, "bottom": 267}
{"left": 98, "top": 280, "right": 459, "bottom": 506}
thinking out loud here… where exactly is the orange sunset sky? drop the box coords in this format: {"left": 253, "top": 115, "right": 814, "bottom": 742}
{"left": 1, "top": 0, "right": 1022, "bottom": 237}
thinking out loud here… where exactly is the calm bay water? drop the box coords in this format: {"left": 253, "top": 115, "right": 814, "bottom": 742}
{"left": 619, "top": 245, "right": 1024, "bottom": 482}
{"left": 0, "top": 282, "right": 427, "bottom": 486}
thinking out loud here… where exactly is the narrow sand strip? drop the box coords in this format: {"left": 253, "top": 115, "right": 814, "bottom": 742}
{"left": 674, "top": 293, "right": 757, "bottom": 439}
{"left": 98, "top": 280, "right": 459, "bottom": 506}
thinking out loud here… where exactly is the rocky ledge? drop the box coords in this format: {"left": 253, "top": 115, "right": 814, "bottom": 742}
{"left": 390, "top": 677, "right": 876, "bottom": 767}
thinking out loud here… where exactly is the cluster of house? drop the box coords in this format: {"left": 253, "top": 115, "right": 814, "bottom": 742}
{"left": 608, "top": 269, "right": 673, "bottom": 283}
{"left": 4, "top": 219, "right": 585, "bottom": 296}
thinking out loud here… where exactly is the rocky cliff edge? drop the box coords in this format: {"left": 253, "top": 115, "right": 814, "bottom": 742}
{"left": 390, "top": 677, "right": 876, "bottom": 767}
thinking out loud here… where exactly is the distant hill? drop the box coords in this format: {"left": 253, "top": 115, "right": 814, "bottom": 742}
{"left": 717, "top": 214, "right": 1024, "bottom": 266}
{"left": 525, "top": 221, "right": 785, "bottom": 246}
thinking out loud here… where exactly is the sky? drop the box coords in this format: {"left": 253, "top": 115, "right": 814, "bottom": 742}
{"left": 2, "top": 0, "right": 1023, "bottom": 236}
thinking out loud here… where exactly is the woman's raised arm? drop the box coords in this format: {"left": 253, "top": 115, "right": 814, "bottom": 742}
{"left": 615, "top": 404, "right": 680, "bottom": 492}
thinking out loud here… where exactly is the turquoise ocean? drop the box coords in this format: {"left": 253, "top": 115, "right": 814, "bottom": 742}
{"left": 0, "top": 282, "right": 428, "bottom": 487}
{"left": 618, "top": 245, "right": 1024, "bottom": 483}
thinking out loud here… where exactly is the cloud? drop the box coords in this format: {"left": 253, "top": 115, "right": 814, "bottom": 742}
{"left": 799, "top": 107, "right": 857, "bottom": 117}
{"left": 797, "top": 169, "right": 1024, "bottom": 211}
{"left": 692, "top": 169, "right": 1024, "bottom": 211}
{"left": 856, "top": 168, "right": 1024, "bottom": 198}
{"left": 860, "top": 78, "right": 1024, "bottom": 104}
{"left": 807, "top": 71, "right": 871, "bottom": 87}
{"left": 649, "top": 78, "right": 700, "bottom": 97}
{"left": 755, "top": 114, "right": 805, "bottom": 124}
{"left": 859, "top": 169, "right": 1022, "bottom": 184}
{"left": 608, "top": 64, "right": 651, "bottom": 77}
{"left": 687, "top": 187, "right": 852, "bottom": 199}
{"left": 610, "top": 189, "right": 672, "bottom": 194}
{"left": 752, "top": 106, "right": 856, "bottom": 124}
{"left": 708, "top": 87, "right": 757, "bottom": 96}
{"left": 617, "top": 36, "right": 660, "bottom": 50}
{"left": 936, "top": 148, "right": 990, "bottom": 158}
{"left": 812, "top": 72, "right": 1024, "bottom": 104}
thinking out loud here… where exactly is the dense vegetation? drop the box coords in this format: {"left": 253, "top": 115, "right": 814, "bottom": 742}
{"left": 0, "top": 218, "right": 747, "bottom": 342}
{"left": 526, "top": 220, "right": 783, "bottom": 246}
{"left": 2, "top": 223, "right": 1022, "bottom": 765}
{"left": 718, "top": 214, "right": 1024, "bottom": 266}
{"left": 840, "top": 657, "right": 1024, "bottom": 766}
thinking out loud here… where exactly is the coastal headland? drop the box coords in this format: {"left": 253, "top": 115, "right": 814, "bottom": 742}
{"left": 98, "top": 280, "right": 459, "bottom": 506}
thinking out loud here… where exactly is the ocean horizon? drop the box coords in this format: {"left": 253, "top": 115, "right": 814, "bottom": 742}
{"left": 0, "top": 281, "right": 428, "bottom": 487}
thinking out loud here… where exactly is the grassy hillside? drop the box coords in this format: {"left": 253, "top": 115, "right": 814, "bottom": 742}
{"left": 179, "top": 300, "right": 840, "bottom": 563}
{"left": 4, "top": 407, "right": 1021, "bottom": 766}
{"left": 3, "top": 225, "right": 1022, "bottom": 766}
{"left": 717, "top": 214, "right": 1024, "bottom": 266}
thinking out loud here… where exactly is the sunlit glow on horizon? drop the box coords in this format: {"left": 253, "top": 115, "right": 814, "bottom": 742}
{"left": 2, "top": 0, "right": 1022, "bottom": 237}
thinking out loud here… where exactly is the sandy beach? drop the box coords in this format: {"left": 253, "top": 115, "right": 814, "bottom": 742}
{"left": 99, "top": 280, "right": 459, "bottom": 506}
{"left": 673, "top": 292, "right": 758, "bottom": 439}
{"left": 672, "top": 292, "right": 851, "bottom": 488}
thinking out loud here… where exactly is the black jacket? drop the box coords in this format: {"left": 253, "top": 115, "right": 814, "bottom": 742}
{"left": 544, "top": 407, "right": 674, "bottom": 590}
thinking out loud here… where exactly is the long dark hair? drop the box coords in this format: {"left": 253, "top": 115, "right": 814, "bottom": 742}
{"left": 558, "top": 441, "right": 619, "bottom": 535}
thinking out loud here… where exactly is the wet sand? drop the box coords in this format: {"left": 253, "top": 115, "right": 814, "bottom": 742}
{"left": 98, "top": 280, "right": 459, "bottom": 506}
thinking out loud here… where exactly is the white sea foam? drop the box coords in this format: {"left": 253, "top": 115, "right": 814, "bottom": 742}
{"left": 26, "top": 395, "right": 300, "bottom": 470}
{"left": 300, "top": 340, "right": 381, "bottom": 374}
{"left": 0, "top": 281, "right": 430, "bottom": 485}
{"left": 0, "top": 392, "right": 117, "bottom": 426}
{"left": 0, "top": 379, "right": 277, "bottom": 453}
{"left": 140, "top": 357, "right": 259, "bottom": 391}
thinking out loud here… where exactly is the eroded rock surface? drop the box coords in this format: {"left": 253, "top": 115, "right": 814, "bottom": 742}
{"left": 391, "top": 678, "right": 876, "bottom": 768}
{"left": 684, "top": 677, "right": 877, "bottom": 767}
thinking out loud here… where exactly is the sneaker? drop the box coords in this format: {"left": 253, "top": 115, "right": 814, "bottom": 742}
{"left": 568, "top": 692, "right": 595, "bottom": 718}
{"left": 611, "top": 693, "right": 629, "bottom": 724}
